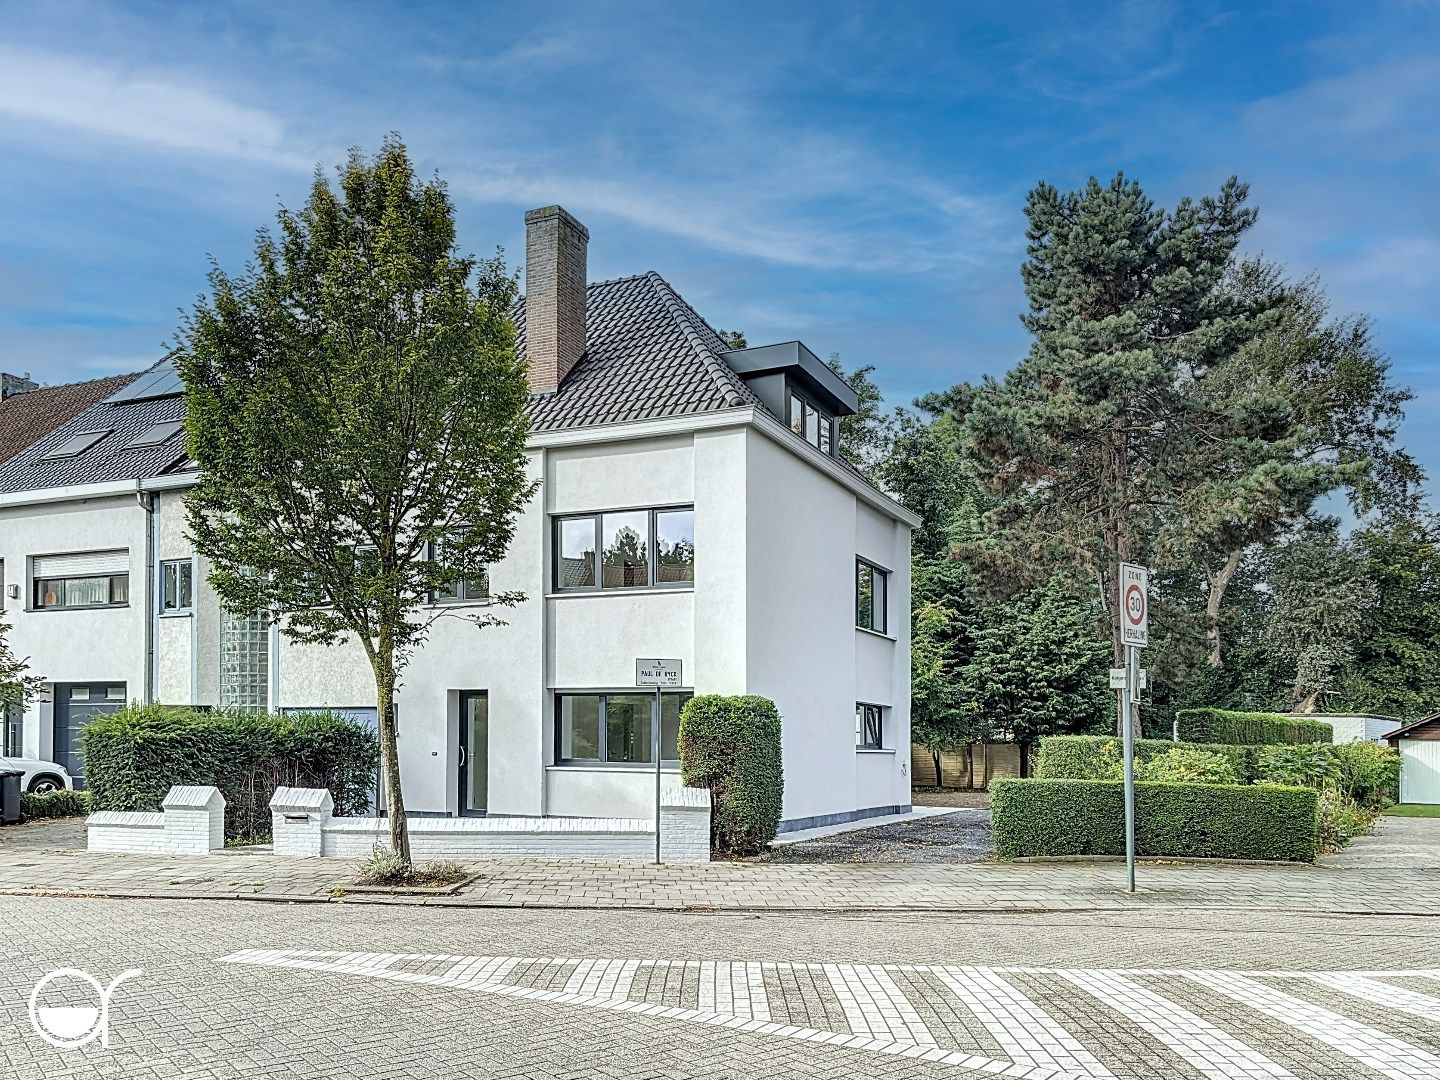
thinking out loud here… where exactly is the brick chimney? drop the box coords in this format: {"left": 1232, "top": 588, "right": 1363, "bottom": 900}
{"left": 524, "top": 205, "right": 589, "bottom": 394}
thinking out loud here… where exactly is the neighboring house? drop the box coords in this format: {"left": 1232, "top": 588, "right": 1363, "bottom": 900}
{"left": 0, "top": 369, "right": 140, "bottom": 755}
{"left": 1386, "top": 715, "right": 1440, "bottom": 805}
{"left": 1313, "top": 713, "right": 1403, "bottom": 745}
{"left": 0, "top": 370, "right": 139, "bottom": 466}
{"left": 0, "top": 206, "right": 916, "bottom": 830}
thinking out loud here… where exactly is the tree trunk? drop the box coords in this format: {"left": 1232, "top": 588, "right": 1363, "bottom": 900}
{"left": 1204, "top": 549, "right": 1244, "bottom": 668}
{"left": 369, "top": 631, "right": 411, "bottom": 866}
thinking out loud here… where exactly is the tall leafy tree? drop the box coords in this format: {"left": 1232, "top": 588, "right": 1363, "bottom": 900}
{"left": 826, "top": 354, "right": 895, "bottom": 479}
{"left": 1187, "top": 263, "right": 1419, "bottom": 666}
{"left": 963, "top": 174, "right": 1281, "bottom": 733}
{"left": 1259, "top": 523, "right": 1378, "bottom": 712}
{"left": 177, "top": 140, "right": 534, "bottom": 864}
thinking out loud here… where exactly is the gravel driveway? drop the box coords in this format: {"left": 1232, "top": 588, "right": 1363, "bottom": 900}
{"left": 761, "top": 808, "right": 994, "bottom": 864}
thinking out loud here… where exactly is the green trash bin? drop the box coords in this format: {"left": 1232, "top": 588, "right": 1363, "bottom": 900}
{"left": 0, "top": 770, "right": 21, "bottom": 825}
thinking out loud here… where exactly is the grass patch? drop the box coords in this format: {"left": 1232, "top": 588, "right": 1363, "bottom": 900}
{"left": 1384, "top": 803, "right": 1440, "bottom": 818}
{"left": 354, "top": 845, "right": 468, "bottom": 888}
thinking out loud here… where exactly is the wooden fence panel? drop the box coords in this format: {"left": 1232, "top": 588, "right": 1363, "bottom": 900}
{"left": 910, "top": 741, "right": 1026, "bottom": 790}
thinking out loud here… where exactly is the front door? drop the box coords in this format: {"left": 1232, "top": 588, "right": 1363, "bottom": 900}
{"left": 458, "top": 692, "right": 488, "bottom": 816}
{"left": 55, "top": 683, "right": 126, "bottom": 788}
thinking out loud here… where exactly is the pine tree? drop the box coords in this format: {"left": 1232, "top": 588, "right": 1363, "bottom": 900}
{"left": 963, "top": 173, "right": 1281, "bottom": 734}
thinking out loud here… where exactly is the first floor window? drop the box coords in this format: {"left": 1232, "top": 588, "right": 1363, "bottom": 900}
{"left": 431, "top": 534, "right": 489, "bottom": 603}
{"left": 856, "top": 558, "right": 888, "bottom": 634}
{"left": 36, "top": 573, "right": 128, "bottom": 608}
{"left": 556, "top": 691, "right": 693, "bottom": 764}
{"left": 857, "top": 703, "right": 884, "bottom": 750}
{"left": 553, "top": 507, "right": 695, "bottom": 591}
{"left": 159, "top": 558, "right": 194, "bottom": 613}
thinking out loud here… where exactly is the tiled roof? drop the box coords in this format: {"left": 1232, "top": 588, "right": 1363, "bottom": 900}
{"left": 522, "top": 272, "right": 769, "bottom": 431}
{"left": 0, "top": 272, "right": 792, "bottom": 495}
{"left": 0, "top": 372, "right": 140, "bottom": 467}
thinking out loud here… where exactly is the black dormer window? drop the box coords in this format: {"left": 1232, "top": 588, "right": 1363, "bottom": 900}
{"left": 789, "top": 392, "right": 833, "bottom": 455}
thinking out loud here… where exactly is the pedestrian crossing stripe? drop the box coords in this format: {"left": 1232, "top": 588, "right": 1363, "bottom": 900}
{"left": 216, "top": 951, "right": 1440, "bottom": 1080}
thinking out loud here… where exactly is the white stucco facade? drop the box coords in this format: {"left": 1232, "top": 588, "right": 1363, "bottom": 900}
{"left": 1, "top": 409, "right": 916, "bottom": 829}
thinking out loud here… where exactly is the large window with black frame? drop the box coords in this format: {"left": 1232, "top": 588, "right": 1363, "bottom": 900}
{"left": 556, "top": 691, "right": 693, "bottom": 764}
{"left": 553, "top": 507, "right": 695, "bottom": 592}
{"left": 855, "top": 558, "right": 888, "bottom": 634}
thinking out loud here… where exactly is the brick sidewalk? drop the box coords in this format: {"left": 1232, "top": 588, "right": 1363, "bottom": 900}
{"left": 2, "top": 815, "right": 1436, "bottom": 915}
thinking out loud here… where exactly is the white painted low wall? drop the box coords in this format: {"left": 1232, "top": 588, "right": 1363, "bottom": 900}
{"left": 87, "top": 785, "right": 226, "bottom": 854}
{"left": 269, "top": 785, "right": 711, "bottom": 863}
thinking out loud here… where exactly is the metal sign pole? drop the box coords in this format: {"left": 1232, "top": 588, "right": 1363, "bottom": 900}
{"left": 654, "top": 684, "right": 662, "bottom": 865}
{"left": 1121, "top": 643, "right": 1136, "bottom": 893}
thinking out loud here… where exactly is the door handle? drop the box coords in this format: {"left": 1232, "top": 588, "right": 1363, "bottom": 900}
{"left": 459, "top": 745, "right": 467, "bottom": 767}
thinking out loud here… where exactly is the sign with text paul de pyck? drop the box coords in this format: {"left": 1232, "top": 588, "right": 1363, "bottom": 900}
{"left": 1120, "top": 563, "right": 1149, "bottom": 648}
{"left": 636, "top": 659, "right": 683, "bottom": 687}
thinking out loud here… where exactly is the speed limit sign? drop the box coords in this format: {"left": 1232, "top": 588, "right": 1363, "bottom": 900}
{"left": 1120, "top": 563, "right": 1148, "bottom": 648}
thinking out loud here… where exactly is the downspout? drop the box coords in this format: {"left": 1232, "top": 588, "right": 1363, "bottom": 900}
{"left": 139, "top": 488, "right": 157, "bottom": 705}
{"left": 189, "top": 554, "right": 199, "bottom": 706}
{"left": 538, "top": 447, "right": 549, "bottom": 819}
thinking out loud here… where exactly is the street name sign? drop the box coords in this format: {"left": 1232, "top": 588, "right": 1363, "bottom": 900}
{"left": 636, "top": 659, "right": 683, "bottom": 687}
{"left": 1120, "top": 563, "right": 1149, "bottom": 648}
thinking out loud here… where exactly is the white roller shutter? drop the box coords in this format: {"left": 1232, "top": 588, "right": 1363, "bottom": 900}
{"left": 33, "top": 550, "right": 129, "bottom": 578}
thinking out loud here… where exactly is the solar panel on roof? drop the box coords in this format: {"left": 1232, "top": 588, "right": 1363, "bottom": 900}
{"left": 42, "top": 429, "right": 112, "bottom": 460}
{"left": 125, "top": 420, "right": 185, "bottom": 449}
{"left": 104, "top": 357, "right": 184, "bottom": 404}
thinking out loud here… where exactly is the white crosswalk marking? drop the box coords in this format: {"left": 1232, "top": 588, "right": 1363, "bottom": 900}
{"left": 217, "top": 952, "right": 1440, "bottom": 1080}
{"left": 931, "top": 966, "right": 1113, "bottom": 1077}
{"left": 1293, "top": 973, "right": 1440, "bottom": 1022}
{"left": 820, "top": 964, "right": 935, "bottom": 1046}
{"left": 1057, "top": 969, "right": 1294, "bottom": 1080}
{"left": 698, "top": 961, "right": 771, "bottom": 1020}
{"left": 1182, "top": 971, "right": 1440, "bottom": 1080}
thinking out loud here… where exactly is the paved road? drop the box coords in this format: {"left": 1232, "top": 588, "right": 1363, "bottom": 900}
{"left": 5, "top": 896, "right": 1440, "bottom": 1078}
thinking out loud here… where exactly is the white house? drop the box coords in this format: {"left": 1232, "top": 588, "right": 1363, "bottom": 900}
{"left": 0, "top": 206, "right": 917, "bottom": 831}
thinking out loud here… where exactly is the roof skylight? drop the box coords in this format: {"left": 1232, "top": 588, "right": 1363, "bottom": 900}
{"left": 41, "top": 429, "right": 113, "bottom": 460}
{"left": 125, "top": 420, "right": 185, "bottom": 449}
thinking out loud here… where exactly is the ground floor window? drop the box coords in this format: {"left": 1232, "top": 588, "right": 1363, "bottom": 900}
{"left": 556, "top": 691, "right": 692, "bottom": 765}
{"left": 856, "top": 702, "right": 884, "bottom": 750}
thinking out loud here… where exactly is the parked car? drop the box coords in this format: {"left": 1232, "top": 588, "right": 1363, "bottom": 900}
{"left": 0, "top": 756, "right": 74, "bottom": 794}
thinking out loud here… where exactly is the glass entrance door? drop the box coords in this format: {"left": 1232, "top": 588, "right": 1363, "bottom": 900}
{"left": 458, "top": 692, "right": 488, "bottom": 816}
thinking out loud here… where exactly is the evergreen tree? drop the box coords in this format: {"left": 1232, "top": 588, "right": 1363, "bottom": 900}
{"left": 963, "top": 173, "right": 1282, "bottom": 734}
{"left": 177, "top": 139, "right": 534, "bottom": 866}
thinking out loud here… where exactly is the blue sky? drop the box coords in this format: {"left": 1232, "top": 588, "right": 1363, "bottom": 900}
{"left": 1, "top": 1, "right": 1436, "bottom": 495}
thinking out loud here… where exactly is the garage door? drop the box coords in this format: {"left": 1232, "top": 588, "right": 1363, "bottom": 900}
{"left": 54, "top": 683, "right": 127, "bottom": 789}
{"left": 1399, "top": 739, "right": 1440, "bottom": 805}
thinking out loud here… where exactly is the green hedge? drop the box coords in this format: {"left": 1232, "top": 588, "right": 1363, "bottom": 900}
{"left": 1036, "top": 735, "right": 1262, "bottom": 783}
{"left": 81, "top": 705, "right": 380, "bottom": 842}
{"left": 20, "top": 789, "right": 92, "bottom": 820}
{"left": 679, "top": 695, "right": 783, "bottom": 856}
{"left": 1175, "top": 708, "right": 1332, "bottom": 746}
{"left": 991, "top": 778, "right": 1318, "bottom": 862}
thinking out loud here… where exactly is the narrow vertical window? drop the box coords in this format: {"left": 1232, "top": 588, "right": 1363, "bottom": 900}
{"left": 857, "top": 703, "right": 884, "bottom": 749}
{"left": 556, "top": 516, "right": 598, "bottom": 588}
{"left": 790, "top": 393, "right": 805, "bottom": 436}
{"left": 655, "top": 508, "right": 695, "bottom": 583}
{"left": 602, "top": 511, "right": 650, "bottom": 588}
{"left": 159, "top": 559, "right": 194, "bottom": 614}
{"left": 856, "top": 559, "right": 888, "bottom": 634}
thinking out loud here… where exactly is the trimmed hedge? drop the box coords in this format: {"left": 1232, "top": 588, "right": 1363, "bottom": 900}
{"left": 20, "top": 789, "right": 92, "bottom": 820}
{"left": 1175, "top": 708, "right": 1332, "bottom": 746}
{"left": 1036, "top": 735, "right": 1262, "bottom": 783}
{"left": 81, "top": 705, "right": 379, "bottom": 842}
{"left": 991, "top": 778, "right": 1318, "bottom": 862}
{"left": 679, "top": 695, "right": 783, "bottom": 856}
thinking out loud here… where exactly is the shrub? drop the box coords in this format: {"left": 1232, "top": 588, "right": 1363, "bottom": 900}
{"left": 1175, "top": 708, "right": 1332, "bottom": 746}
{"left": 1332, "top": 741, "right": 1402, "bottom": 809}
{"left": 679, "top": 695, "right": 783, "bottom": 856}
{"left": 1136, "top": 747, "right": 1240, "bottom": 785}
{"left": 1255, "top": 744, "right": 1340, "bottom": 788}
{"left": 991, "top": 778, "right": 1318, "bottom": 861}
{"left": 1315, "top": 787, "right": 1377, "bottom": 852}
{"left": 1036, "top": 735, "right": 1258, "bottom": 783}
{"left": 82, "top": 704, "right": 380, "bottom": 842}
{"left": 20, "top": 789, "right": 92, "bottom": 820}
{"left": 353, "top": 845, "right": 467, "bottom": 888}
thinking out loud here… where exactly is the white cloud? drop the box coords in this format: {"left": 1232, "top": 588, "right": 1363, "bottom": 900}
{"left": 0, "top": 44, "right": 311, "bottom": 168}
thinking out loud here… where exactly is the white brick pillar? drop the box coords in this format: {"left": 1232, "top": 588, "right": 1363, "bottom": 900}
{"left": 659, "top": 786, "right": 712, "bottom": 863}
{"left": 161, "top": 785, "right": 226, "bottom": 854}
{"left": 270, "top": 787, "right": 334, "bottom": 857}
